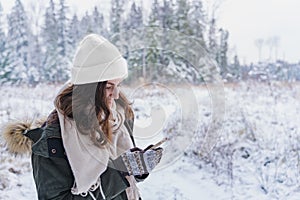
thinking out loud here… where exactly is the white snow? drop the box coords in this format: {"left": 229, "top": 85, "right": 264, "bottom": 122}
{"left": 0, "top": 81, "right": 299, "bottom": 199}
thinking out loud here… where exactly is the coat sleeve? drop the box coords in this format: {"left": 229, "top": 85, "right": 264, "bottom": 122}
{"left": 100, "top": 160, "right": 130, "bottom": 199}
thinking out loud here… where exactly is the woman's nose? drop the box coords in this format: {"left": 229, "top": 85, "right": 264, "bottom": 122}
{"left": 112, "top": 87, "right": 119, "bottom": 99}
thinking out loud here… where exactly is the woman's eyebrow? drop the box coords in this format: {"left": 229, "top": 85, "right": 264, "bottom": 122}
{"left": 107, "top": 82, "right": 115, "bottom": 86}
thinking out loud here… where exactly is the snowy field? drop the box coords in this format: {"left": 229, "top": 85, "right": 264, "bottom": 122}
{"left": 0, "top": 81, "right": 300, "bottom": 200}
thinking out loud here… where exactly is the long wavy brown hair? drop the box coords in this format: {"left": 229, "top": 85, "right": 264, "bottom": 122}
{"left": 51, "top": 81, "right": 133, "bottom": 147}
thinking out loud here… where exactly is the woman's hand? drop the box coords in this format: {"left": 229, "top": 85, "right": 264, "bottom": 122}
{"left": 113, "top": 146, "right": 163, "bottom": 176}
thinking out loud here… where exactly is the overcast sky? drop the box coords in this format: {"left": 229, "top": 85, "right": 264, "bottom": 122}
{"left": 216, "top": 0, "right": 300, "bottom": 64}
{"left": 1, "top": 0, "right": 300, "bottom": 64}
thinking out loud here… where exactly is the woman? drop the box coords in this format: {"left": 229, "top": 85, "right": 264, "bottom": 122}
{"left": 3, "top": 34, "right": 163, "bottom": 200}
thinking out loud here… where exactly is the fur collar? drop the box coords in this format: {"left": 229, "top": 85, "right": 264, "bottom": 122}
{"left": 2, "top": 119, "right": 45, "bottom": 155}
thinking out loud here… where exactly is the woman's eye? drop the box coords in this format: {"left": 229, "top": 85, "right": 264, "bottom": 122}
{"left": 106, "top": 87, "right": 112, "bottom": 90}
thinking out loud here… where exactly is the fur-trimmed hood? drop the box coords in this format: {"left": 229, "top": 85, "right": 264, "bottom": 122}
{"left": 2, "top": 119, "right": 45, "bottom": 154}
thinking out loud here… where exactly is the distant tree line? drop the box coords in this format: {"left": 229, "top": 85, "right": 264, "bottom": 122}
{"left": 239, "top": 60, "right": 300, "bottom": 82}
{"left": 4, "top": 0, "right": 295, "bottom": 86}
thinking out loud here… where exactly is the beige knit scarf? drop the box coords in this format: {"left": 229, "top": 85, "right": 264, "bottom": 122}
{"left": 57, "top": 101, "right": 140, "bottom": 199}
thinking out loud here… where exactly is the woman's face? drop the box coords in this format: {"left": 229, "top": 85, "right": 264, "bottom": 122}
{"left": 105, "top": 78, "right": 122, "bottom": 108}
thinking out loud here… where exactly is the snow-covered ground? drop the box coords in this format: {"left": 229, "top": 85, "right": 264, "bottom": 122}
{"left": 0, "top": 81, "right": 299, "bottom": 199}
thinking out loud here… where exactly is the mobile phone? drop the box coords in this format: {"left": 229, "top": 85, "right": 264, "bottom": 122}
{"left": 144, "top": 138, "right": 168, "bottom": 151}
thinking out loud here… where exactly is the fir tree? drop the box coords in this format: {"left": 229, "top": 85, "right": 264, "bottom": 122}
{"left": 145, "top": 0, "right": 162, "bottom": 80}
{"left": 6, "top": 0, "right": 31, "bottom": 84}
{"left": 69, "top": 14, "right": 81, "bottom": 50}
{"left": 148, "top": 0, "right": 160, "bottom": 27}
{"left": 42, "top": 0, "right": 59, "bottom": 82}
{"left": 56, "top": 0, "right": 71, "bottom": 82}
{"left": 174, "top": 0, "right": 191, "bottom": 35}
{"left": 110, "top": 0, "right": 125, "bottom": 46}
{"left": 57, "top": 0, "right": 68, "bottom": 57}
{"left": 29, "top": 35, "right": 43, "bottom": 84}
{"left": 208, "top": 18, "right": 218, "bottom": 56}
{"left": 0, "top": 2, "right": 5, "bottom": 54}
{"left": 125, "top": 2, "right": 144, "bottom": 82}
{"left": 92, "top": 6, "right": 106, "bottom": 36}
{"left": 218, "top": 28, "right": 229, "bottom": 78}
{"left": 231, "top": 54, "right": 241, "bottom": 81}
{"left": 0, "top": 2, "right": 12, "bottom": 84}
{"left": 160, "top": 0, "right": 174, "bottom": 29}
{"left": 80, "top": 12, "right": 93, "bottom": 36}
{"left": 159, "top": 0, "right": 174, "bottom": 68}
{"left": 166, "top": 0, "right": 194, "bottom": 82}
{"left": 188, "top": 0, "right": 206, "bottom": 42}
{"left": 127, "top": 2, "right": 143, "bottom": 29}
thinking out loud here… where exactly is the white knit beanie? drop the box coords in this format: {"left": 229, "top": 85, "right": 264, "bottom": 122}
{"left": 71, "top": 34, "right": 128, "bottom": 85}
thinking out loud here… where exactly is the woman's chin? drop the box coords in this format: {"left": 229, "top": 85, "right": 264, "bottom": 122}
{"left": 107, "top": 100, "right": 113, "bottom": 108}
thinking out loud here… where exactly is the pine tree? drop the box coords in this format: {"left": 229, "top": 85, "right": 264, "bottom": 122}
{"left": 0, "top": 2, "right": 11, "bottom": 84}
{"left": 174, "top": 0, "right": 191, "bottom": 35}
{"left": 218, "top": 28, "right": 229, "bottom": 78}
{"left": 56, "top": 0, "right": 71, "bottom": 82}
{"left": 25, "top": 0, "right": 47, "bottom": 85}
{"left": 92, "top": 6, "right": 106, "bottom": 36}
{"left": 125, "top": 2, "right": 144, "bottom": 82}
{"left": 232, "top": 54, "right": 241, "bottom": 81}
{"left": 165, "top": 0, "right": 195, "bottom": 83}
{"left": 188, "top": 0, "right": 206, "bottom": 41}
{"left": 145, "top": 0, "right": 162, "bottom": 80}
{"left": 123, "top": 2, "right": 144, "bottom": 81}
{"left": 208, "top": 18, "right": 218, "bottom": 56}
{"left": 57, "top": 0, "right": 68, "bottom": 57}
{"left": 0, "top": 2, "right": 5, "bottom": 53}
{"left": 80, "top": 12, "right": 93, "bottom": 36}
{"left": 127, "top": 2, "right": 143, "bottom": 29}
{"left": 29, "top": 35, "right": 43, "bottom": 84}
{"left": 69, "top": 14, "right": 81, "bottom": 51}
{"left": 158, "top": 0, "right": 175, "bottom": 69}
{"left": 110, "top": 0, "right": 125, "bottom": 46}
{"left": 6, "top": 0, "right": 32, "bottom": 84}
{"left": 160, "top": 0, "right": 174, "bottom": 29}
{"left": 42, "top": 0, "right": 59, "bottom": 83}
{"left": 148, "top": 0, "right": 160, "bottom": 27}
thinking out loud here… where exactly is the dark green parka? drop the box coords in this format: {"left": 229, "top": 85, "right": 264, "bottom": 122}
{"left": 5, "top": 108, "right": 145, "bottom": 200}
